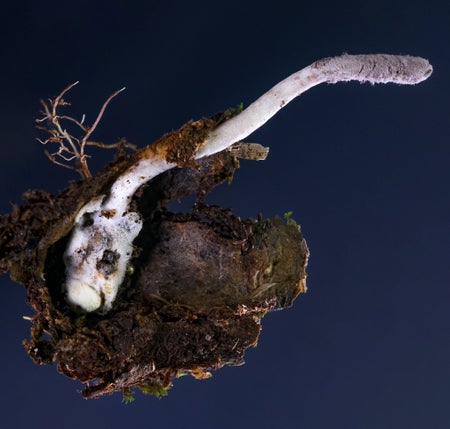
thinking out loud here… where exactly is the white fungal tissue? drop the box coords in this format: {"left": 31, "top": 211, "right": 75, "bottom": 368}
{"left": 64, "top": 159, "right": 172, "bottom": 312}
{"left": 64, "top": 199, "right": 142, "bottom": 312}
{"left": 64, "top": 53, "right": 432, "bottom": 312}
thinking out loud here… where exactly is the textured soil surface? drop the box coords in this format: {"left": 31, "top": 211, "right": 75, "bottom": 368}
{"left": 0, "top": 115, "right": 308, "bottom": 399}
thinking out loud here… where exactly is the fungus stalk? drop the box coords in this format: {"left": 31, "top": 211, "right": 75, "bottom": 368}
{"left": 64, "top": 53, "right": 432, "bottom": 312}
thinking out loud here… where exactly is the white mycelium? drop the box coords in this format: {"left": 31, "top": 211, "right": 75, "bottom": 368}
{"left": 64, "top": 53, "right": 432, "bottom": 312}
{"left": 64, "top": 200, "right": 142, "bottom": 312}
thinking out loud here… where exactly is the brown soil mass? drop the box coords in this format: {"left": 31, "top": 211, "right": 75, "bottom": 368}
{"left": 0, "top": 114, "right": 308, "bottom": 399}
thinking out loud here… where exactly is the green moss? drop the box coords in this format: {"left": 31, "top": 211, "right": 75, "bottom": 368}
{"left": 220, "top": 103, "right": 244, "bottom": 122}
{"left": 283, "top": 211, "right": 300, "bottom": 230}
{"left": 139, "top": 383, "right": 171, "bottom": 398}
{"left": 122, "top": 388, "right": 135, "bottom": 404}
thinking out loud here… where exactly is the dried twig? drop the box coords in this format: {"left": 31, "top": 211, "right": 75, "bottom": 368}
{"left": 36, "top": 83, "right": 127, "bottom": 179}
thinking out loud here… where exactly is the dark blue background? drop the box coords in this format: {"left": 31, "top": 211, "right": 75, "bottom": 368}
{"left": 1, "top": 1, "right": 449, "bottom": 428}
